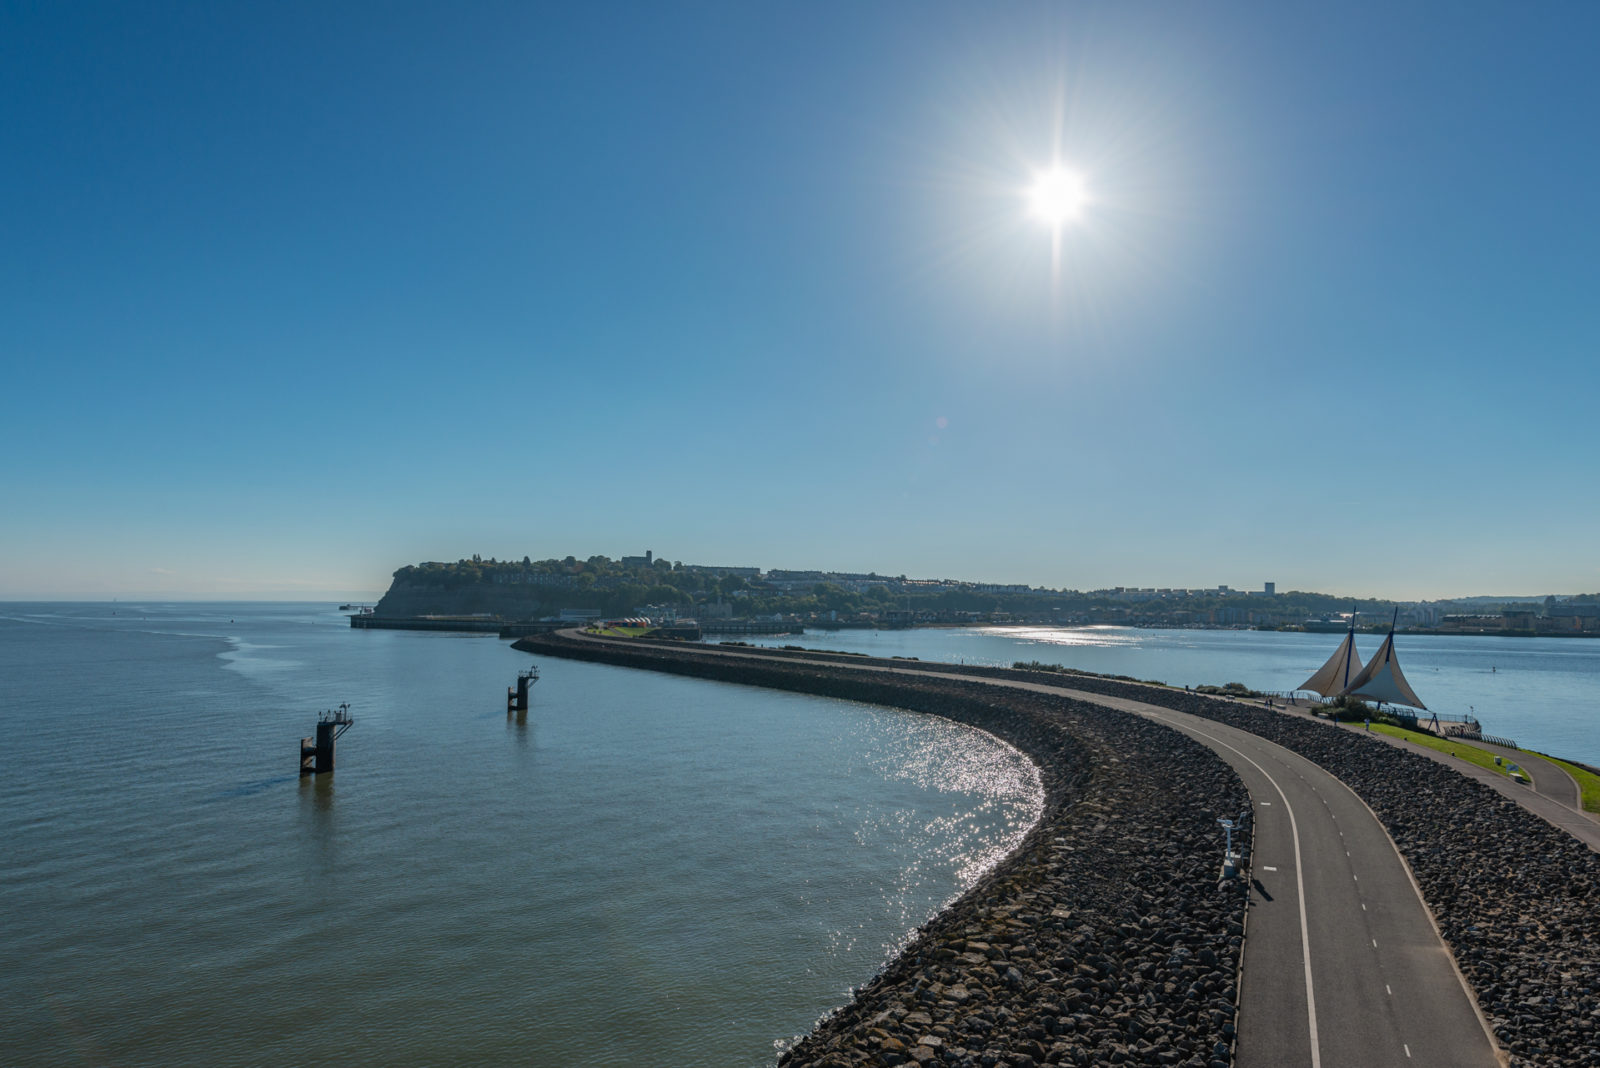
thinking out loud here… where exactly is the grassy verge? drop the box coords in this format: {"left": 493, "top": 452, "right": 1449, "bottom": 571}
{"left": 1358, "top": 723, "right": 1598, "bottom": 814}
{"left": 1540, "top": 756, "right": 1600, "bottom": 814}
{"left": 586, "top": 625, "right": 652, "bottom": 638}
{"left": 1363, "top": 723, "right": 1521, "bottom": 781}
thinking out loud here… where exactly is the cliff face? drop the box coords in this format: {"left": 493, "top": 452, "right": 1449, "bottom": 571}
{"left": 373, "top": 583, "right": 560, "bottom": 619}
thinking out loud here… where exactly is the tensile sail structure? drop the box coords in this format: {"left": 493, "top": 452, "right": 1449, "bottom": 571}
{"left": 1299, "top": 612, "right": 1364, "bottom": 698}
{"left": 1339, "top": 611, "right": 1427, "bottom": 710}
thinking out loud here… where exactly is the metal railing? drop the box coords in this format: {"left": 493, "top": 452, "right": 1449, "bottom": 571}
{"left": 1261, "top": 691, "right": 1480, "bottom": 723}
{"left": 1458, "top": 731, "right": 1519, "bottom": 750}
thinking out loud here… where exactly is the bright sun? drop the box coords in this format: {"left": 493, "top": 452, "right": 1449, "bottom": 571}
{"left": 1027, "top": 167, "right": 1089, "bottom": 226}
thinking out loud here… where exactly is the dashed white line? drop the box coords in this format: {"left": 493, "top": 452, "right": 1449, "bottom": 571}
{"left": 1160, "top": 722, "right": 1321, "bottom": 1068}
{"left": 1405, "top": 1043, "right": 1412, "bottom": 1058}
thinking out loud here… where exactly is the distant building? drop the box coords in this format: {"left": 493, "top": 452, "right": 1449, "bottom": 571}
{"left": 698, "top": 565, "right": 761, "bottom": 579}
{"left": 1264, "top": 582, "right": 1275, "bottom": 597}
{"left": 620, "top": 550, "right": 655, "bottom": 569}
{"left": 1544, "top": 603, "right": 1600, "bottom": 632}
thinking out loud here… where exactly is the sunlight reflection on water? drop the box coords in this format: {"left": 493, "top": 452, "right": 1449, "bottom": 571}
{"left": 982, "top": 624, "right": 1141, "bottom": 648}
{"left": 2, "top": 604, "right": 1049, "bottom": 1068}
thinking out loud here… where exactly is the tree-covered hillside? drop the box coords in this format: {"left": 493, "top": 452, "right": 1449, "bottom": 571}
{"left": 375, "top": 554, "right": 1414, "bottom": 626}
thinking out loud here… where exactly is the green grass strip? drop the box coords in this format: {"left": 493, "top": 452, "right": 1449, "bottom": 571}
{"left": 1361, "top": 723, "right": 1523, "bottom": 782}
{"left": 586, "top": 625, "right": 652, "bottom": 638}
{"left": 1344, "top": 719, "right": 1596, "bottom": 813}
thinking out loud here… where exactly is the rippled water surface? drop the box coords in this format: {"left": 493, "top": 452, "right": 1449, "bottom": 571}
{"left": 0, "top": 604, "right": 1041, "bottom": 1067}
{"left": 732, "top": 624, "right": 1600, "bottom": 766}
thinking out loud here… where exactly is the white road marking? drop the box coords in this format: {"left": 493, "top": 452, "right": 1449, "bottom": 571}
{"left": 1405, "top": 1044, "right": 1412, "bottom": 1058}
{"left": 1263, "top": 866, "right": 1279, "bottom": 872}
{"left": 1372, "top": 939, "right": 1378, "bottom": 948}
{"left": 1152, "top": 723, "right": 1321, "bottom": 1068}
{"left": 616, "top": 636, "right": 1502, "bottom": 1066}
{"left": 1387, "top": 985, "right": 1393, "bottom": 996}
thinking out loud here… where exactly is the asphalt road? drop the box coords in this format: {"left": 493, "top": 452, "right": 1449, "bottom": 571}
{"left": 1475, "top": 742, "right": 1580, "bottom": 807}
{"left": 560, "top": 633, "right": 1504, "bottom": 1068}
{"left": 1048, "top": 687, "right": 1502, "bottom": 1068}
{"left": 1333, "top": 723, "right": 1600, "bottom": 854}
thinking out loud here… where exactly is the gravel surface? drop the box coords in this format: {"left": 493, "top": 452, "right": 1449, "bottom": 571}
{"left": 996, "top": 668, "right": 1600, "bottom": 1068}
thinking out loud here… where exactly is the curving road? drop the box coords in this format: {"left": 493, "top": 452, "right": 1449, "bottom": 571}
{"left": 1052, "top": 688, "right": 1503, "bottom": 1068}
{"left": 1273, "top": 701, "right": 1599, "bottom": 853}
{"left": 554, "top": 632, "right": 1504, "bottom": 1067}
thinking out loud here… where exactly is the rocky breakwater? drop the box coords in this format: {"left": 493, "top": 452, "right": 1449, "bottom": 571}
{"left": 999, "top": 669, "right": 1600, "bottom": 1068}
{"left": 515, "top": 634, "right": 1251, "bottom": 1068}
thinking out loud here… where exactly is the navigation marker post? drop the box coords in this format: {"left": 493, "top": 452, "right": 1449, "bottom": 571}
{"left": 508, "top": 665, "right": 540, "bottom": 719}
{"left": 300, "top": 702, "right": 354, "bottom": 774}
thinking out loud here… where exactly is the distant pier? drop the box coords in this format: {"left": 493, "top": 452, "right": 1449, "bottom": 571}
{"left": 351, "top": 615, "right": 505, "bottom": 633}
{"left": 699, "top": 619, "right": 803, "bottom": 636}
{"left": 350, "top": 615, "right": 568, "bottom": 638}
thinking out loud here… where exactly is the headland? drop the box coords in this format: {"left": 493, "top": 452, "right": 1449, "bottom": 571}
{"left": 364, "top": 555, "right": 1600, "bottom": 638}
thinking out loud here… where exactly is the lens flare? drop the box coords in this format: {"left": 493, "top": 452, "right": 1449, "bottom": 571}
{"left": 1027, "top": 167, "right": 1089, "bottom": 225}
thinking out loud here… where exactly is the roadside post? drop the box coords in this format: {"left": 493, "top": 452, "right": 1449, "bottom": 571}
{"left": 1218, "top": 817, "right": 1241, "bottom": 880}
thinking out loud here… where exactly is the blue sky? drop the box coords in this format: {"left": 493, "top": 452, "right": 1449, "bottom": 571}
{"left": 4, "top": 3, "right": 1597, "bottom": 600}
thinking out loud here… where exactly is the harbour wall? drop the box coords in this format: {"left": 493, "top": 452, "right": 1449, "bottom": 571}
{"left": 516, "top": 632, "right": 1252, "bottom": 1068}
{"left": 523, "top": 635, "right": 1600, "bottom": 1067}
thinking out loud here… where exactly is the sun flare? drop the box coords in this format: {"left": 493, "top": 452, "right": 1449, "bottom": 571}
{"left": 1027, "top": 167, "right": 1089, "bottom": 226}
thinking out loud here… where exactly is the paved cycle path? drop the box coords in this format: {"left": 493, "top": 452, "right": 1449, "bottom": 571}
{"left": 1270, "top": 707, "right": 1600, "bottom": 853}
{"left": 557, "top": 633, "right": 1504, "bottom": 1068}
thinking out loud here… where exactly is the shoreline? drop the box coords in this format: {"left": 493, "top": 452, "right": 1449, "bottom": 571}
{"left": 516, "top": 632, "right": 1254, "bottom": 1067}
{"left": 352, "top": 612, "right": 1600, "bottom": 640}
{"left": 517, "top": 631, "right": 1600, "bottom": 1067}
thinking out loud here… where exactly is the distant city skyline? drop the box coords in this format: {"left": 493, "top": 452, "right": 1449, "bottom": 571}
{"left": 4, "top": 5, "right": 1598, "bottom": 602}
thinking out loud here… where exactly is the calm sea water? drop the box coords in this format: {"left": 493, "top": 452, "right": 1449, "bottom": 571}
{"left": 0, "top": 604, "right": 1041, "bottom": 1067}
{"left": 731, "top": 624, "right": 1600, "bottom": 767}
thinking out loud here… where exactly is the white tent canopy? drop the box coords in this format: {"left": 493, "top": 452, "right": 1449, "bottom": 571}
{"left": 1340, "top": 629, "right": 1427, "bottom": 710}
{"left": 1300, "top": 627, "right": 1365, "bottom": 698}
